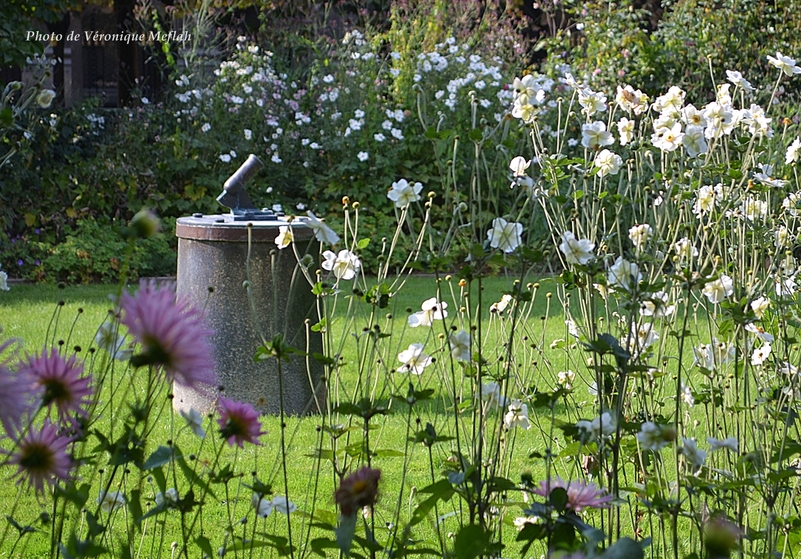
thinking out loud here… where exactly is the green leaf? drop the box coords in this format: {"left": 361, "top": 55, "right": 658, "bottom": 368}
{"left": 410, "top": 480, "right": 454, "bottom": 526}
{"left": 452, "top": 524, "right": 501, "bottom": 559}
{"left": 336, "top": 514, "right": 357, "bottom": 555}
{"left": 143, "top": 445, "right": 175, "bottom": 470}
{"left": 0, "top": 107, "right": 12, "bottom": 128}
{"left": 195, "top": 536, "right": 214, "bottom": 558}
{"left": 599, "top": 537, "right": 645, "bottom": 559}
{"left": 311, "top": 537, "right": 340, "bottom": 557}
{"left": 357, "top": 238, "right": 370, "bottom": 249}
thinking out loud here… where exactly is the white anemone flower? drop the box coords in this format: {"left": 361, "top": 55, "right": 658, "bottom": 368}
{"left": 449, "top": 330, "right": 472, "bottom": 362}
{"left": 750, "top": 296, "right": 770, "bottom": 318}
{"left": 707, "top": 436, "right": 738, "bottom": 452}
{"left": 321, "top": 249, "right": 361, "bottom": 280}
{"left": 702, "top": 274, "right": 734, "bottom": 303}
{"left": 607, "top": 256, "right": 641, "bottom": 291}
{"left": 155, "top": 488, "right": 179, "bottom": 507}
{"left": 617, "top": 117, "right": 635, "bottom": 145}
{"left": 481, "top": 381, "right": 508, "bottom": 407}
{"left": 397, "top": 343, "right": 433, "bottom": 375}
{"left": 274, "top": 225, "right": 293, "bottom": 249}
{"left": 94, "top": 321, "right": 132, "bottom": 360}
{"left": 305, "top": 211, "right": 340, "bottom": 245}
{"left": 581, "top": 121, "right": 615, "bottom": 149}
{"left": 628, "top": 223, "right": 652, "bottom": 251}
{"left": 504, "top": 400, "right": 531, "bottom": 430}
{"left": 487, "top": 218, "right": 523, "bottom": 253}
{"left": 252, "top": 494, "right": 273, "bottom": 517}
{"left": 559, "top": 231, "right": 595, "bottom": 265}
{"left": 509, "top": 156, "right": 530, "bottom": 176}
{"left": 271, "top": 496, "right": 296, "bottom": 514}
{"left": 97, "top": 490, "right": 127, "bottom": 513}
{"left": 787, "top": 137, "right": 801, "bottom": 165}
{"left": 179, "top": 407, "right": 206, "bottom": 438}
{"left": 594, "top": 149, "right": 623, "bottom": 177}
{"left": 637, "top": 422, "right": 670, "bottom": 451}
{"left": 726, "top": 70, "right": 754, "bottom": 91}
{"left": 577, "top": 411, "right": 616, "bottom": 440}
{"left": 767, "top": 51, "right": 801, "bottom": 76}
{"left": 408, "top": 298, "right": 448, "bottom": 327}
{"left": 387, "top": 178, "right": 423, "bottom": 208}
{"left": 680, "top": 438, "right": 707, "bottom": 473}
{"left": 490, "top": 294, "right": 513, "bottom": 313}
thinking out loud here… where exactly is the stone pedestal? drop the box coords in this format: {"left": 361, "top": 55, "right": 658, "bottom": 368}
{"left": 173, "top": 215, "right": 324, "bottom": 415}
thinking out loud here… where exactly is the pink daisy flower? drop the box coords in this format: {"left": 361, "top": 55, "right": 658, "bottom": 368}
{"left": 0, "top": 339, "right": 36, "bottom": 434}
{"left": 120, "top": 280, "right": 216, "bottom": 388}
{"left": 532, "top": 477, "right": 613, "bottom": 512}
{"left": 19, "top": 348, "right": 93, "bottom": 422}
{"left": 217, "top": 397, "right": 265, "bottom": 447}
{"left": 8, "top": 420, "right": 72, "bottom": 495}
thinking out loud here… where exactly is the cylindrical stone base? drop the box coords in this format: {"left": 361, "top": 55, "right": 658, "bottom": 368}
{"left": 174, "top": 215, "right": 324, "bottom": 415}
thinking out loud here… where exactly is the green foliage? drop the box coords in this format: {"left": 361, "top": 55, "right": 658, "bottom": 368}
{"left": 541, "top": 0, "right": 801, "bottom": 100}
{"left": 2, "top": 218, "right": 177, "bottom": 283}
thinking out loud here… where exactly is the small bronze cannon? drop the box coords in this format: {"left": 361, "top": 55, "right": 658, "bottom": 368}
{"left": 216, "top": 154, "right": 282, "bottom": 221}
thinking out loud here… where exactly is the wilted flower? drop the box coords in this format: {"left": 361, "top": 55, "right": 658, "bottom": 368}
{"left": 20, "top": 348, "right": 93, "bottom": 422}
{"left": 408, "top": 298, "right": 448, "bottom": 327}
{"left": 531, "top": 477, "right": 613, "bottom": 512}
{"left": 449, "top": 330, "right": 471, "bottom": 362}
{"left": 487, "top": 217, "right": 523, "bottom": 253}
{"left": 305, "top": 211, "right": 340, "bottom": 245}
{"left": 8, "top": 420, "right": 72, "bottom": 495}
{"left": 559, "top": 231, "right": 595, "bottom": 265}
{"left": 396, "top": 343, "right": 432, "bottom": 375}
{"left": 335, "top": 467, "right": 381, "bottom": 516}
{"left": 97, "top": 489, "right": 127, "bottom": 513}
{"left": 36, "top": 89, "right": 56, "bottom": 108}
{"left": 387, "top": 178, "right": 423, "bottom": 208}
{"left": 504, "top": 399, "right": 531, "bottom": 430}
{"left": 217, "top": 397, "right": 265, "bottom": 448}
{"left": 702, "top": 275, "right": 734, "bottom": 304}
{"left": 322, "top": 249, "right": 361, "bottom": 281}
{"left": 121, "top": 280, "right": 216, "bottom": 389}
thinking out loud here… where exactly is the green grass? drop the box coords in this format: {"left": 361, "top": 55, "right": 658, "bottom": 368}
{"left": 1, "top": 275, "right": 578, "bottom": 558}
